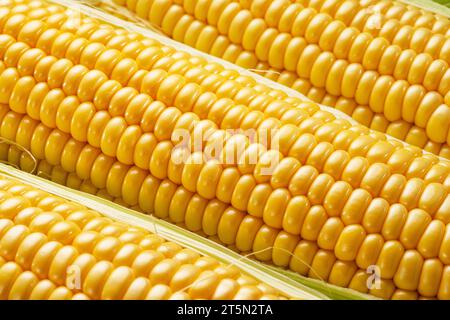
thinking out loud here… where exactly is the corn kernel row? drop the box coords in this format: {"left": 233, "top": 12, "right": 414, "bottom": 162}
{"left": 2, "top": 80, "right": 450, "bottom": 300}
{"left": 2, "top": 142, "right": 450, "bottom": 300}
{"left": 0, "top": 260, "right": 90, "bottom": 299}
{"left": 4, "top": 0, "right": 450, "bottom": 159}
{"left": 0, "top": 173, "right": 288, "bottom": 300}
{"left": 1, "top": 52, "right": 449, "bottom": 221}
{"left": 103, "top": 0, "right": 450, "bottom": 152}
{"left": 113, "top": 0, "right": 450, "bottom": 93}
{"left": 0, "top": 32, "right": 423, "bottom": 166}
{"left": 0, "top": 17, "right": 448, "bottom": 175}
{"left": 0, "top": 25, "right": 450, "bottom": 228}
{"left": 120, "top": 0, "right": 450, "bottom": 60}
{"left": 0, "top": 1, "right": 334, "bottom": 114}
{"left": 261, "top": 66, "right": 450, "bottom": 157}
{"left": 1, "top": 26, "right": 448, "bottom": 200}
{"left": 8, "top": 0, "right": 450, "bottom": 96}
{"left": 298, "top": 0, "right": 450, "bottom": 36}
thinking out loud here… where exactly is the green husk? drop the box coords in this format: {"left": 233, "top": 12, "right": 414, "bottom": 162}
{"left": 431, "top": 0, "right": 450, "bottom": 9}
{"left": 399, "top": 0, "right": 450, "bottom": 15}
{"left": 268, "top": 266, "right": 376, "bottom": 300}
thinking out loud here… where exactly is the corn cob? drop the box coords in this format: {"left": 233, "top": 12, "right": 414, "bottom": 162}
{"left": 297, "top": 0, "right": 450, "bottom": 37}
{"left": 101, "top": 0, "right": 450, "bottom": 157}
{"left": 0, "top": 0, "right": 450, "bottom": 300}
{"left": 3, "top": 132, "right": 450, "bottom": 301}
{"left": 260, "top": 67, "right": 450, "bottom": 157}
{"left": 0, "top": 171, "right": 292, "bottom": 300}
{"left": 5, "top": 0, "right": 448, "bottom": 150}
{"left": 0, "top": 2, "right": 446, "bottom": 191}
{"left": 2, "top": 145, "right": 450, "bottom": 301}
{"left": 0, "top": 5, "right": 416, "bottom": 160}
{"left": 1, "top": 0, "right": 449, "bottom": 159}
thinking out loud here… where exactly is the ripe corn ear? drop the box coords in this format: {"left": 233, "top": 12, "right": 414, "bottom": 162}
{"left": 0, "top": 169, "right": 292, "bottom": 300}
{"left": 103, "top": 0, "right": 450, "bottom": 158}
{"left": 0, "top": 0, "right": 449, "bottom": 300}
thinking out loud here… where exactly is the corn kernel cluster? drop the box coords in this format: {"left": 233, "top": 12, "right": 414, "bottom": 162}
{"left": 0, "top": 0, "right": 449, "bottom": 300}
{"left": 107, "top": 0, "right": 450, "bottom": 158}
{"left": 0, "top": 174, "right": 288, "bottom": 300}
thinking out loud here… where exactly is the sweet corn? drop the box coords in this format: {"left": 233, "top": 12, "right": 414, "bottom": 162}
{"left": 301, "top": 0, "right": 450, "bottom": 36}
{"left": 260, "top": 69, "right": 450, "bottom": 157}
{"left": 103, "top": 0, "right": 450, "bottom": 157}
{"left": 0, "top": 0, "right": 449, "bottom": 301}
{"left": 3, "top": 0, "right": 449, "bottom": 159}
{"left": 5, "top": 146, "right": 450, "bottom": 301}
{"left": 0, "top": 173, "right": 289, "bottom": 300}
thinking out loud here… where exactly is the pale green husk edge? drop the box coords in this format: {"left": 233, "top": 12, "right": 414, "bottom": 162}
{"left": 400, "top": 0, "right": 450, "bottom": 15}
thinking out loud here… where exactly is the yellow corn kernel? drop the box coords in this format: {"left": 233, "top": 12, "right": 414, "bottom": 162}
{"left": 0, "top": 175, "right": 287, "bottom": 300}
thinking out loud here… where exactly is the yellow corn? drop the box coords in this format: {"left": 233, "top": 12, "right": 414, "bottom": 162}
{"left": 259, "top": 68, "right": 450, "bottom": 157}
{"left": 103, "top": 0, "right": 450, "bottom": 158}
{"left": 0, "top": 172, "right": 290, "bottom": 300}
{"left": 298, "top": 0, "right": 450, "bottom": 37}
{"left": 3, "top": 0, "right": 449, "bottom": 160}
{"left": 0, "top": 0, "right": 449, "bottom": 300}
{"left": 4, "top": 146, "right": 450, "bottom": 301}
